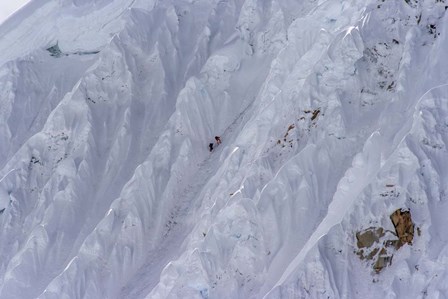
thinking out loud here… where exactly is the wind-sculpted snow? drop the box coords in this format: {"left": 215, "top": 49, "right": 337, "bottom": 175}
{"left": 262, "top": 1, "right": 448, "bottom": 298}
{"left": 1, "top": 0, "right": 448, "bottom": 298}
{"left": 265, "top": 86, "right": 448, "bottom": 298}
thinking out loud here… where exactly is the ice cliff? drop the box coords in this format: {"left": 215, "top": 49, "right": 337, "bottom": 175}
{"left": 1, "top": 0, "right": 448, "bottom": 298}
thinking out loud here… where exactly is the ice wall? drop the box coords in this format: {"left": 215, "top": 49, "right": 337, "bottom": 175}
{"left": 0, "top": 0, "right": 448, "bottom": 298}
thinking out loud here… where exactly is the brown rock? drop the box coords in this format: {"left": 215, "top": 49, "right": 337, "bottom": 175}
{"left": 390, "top": 209, "right": 414, "bottom": 249}
{"left": 311, "top": 109, "right": 320, "bottom": 121}
{"left": 374, "top": 247, "right": 393, "bottom": 273}
{"left": 356, "top": 227, "right": 385, "bottom": 249}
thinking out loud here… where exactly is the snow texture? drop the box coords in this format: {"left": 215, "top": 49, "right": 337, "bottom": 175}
{"left": 1, "top": 0, "right": 448, "bottom": 298}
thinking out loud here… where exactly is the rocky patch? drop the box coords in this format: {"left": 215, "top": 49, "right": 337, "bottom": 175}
{"left": 355, "top": 208, "right": 416, "bottom": 273}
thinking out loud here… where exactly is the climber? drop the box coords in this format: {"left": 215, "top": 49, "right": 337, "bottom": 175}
{"left": 215, "top": 136, "right": 221, "bottom": 145}
{"left": 209, "top": 143, "right": 214, "bottom": 152}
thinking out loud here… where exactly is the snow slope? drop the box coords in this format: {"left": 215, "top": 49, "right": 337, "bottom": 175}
{"left": 1, "top": 0, "right": 448, "bottom": 298}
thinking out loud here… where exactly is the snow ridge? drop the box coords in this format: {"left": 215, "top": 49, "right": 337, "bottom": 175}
{"left": 1, "top": 0, "right": 448, "bottom": 298}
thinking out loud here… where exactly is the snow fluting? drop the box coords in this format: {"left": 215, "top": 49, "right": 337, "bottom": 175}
{"left": 1, "top": 0, "right": 448, "bottom": 298}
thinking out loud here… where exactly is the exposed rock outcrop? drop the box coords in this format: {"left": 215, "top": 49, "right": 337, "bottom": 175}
{"left": 390, "top": 209, "right": 414, "bottom": 249}
{"left": 355, "top": 208, "right": 415, "bottom": 273}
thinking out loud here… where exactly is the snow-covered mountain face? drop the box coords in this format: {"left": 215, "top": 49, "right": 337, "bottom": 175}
{"left": 1, "top": 0, "right": 448, "bottom": 298}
